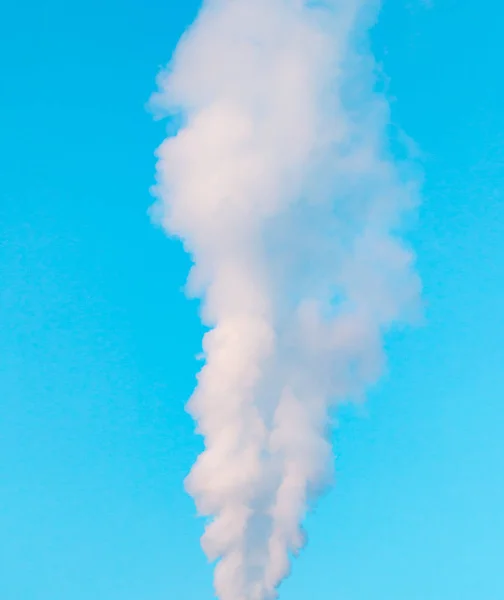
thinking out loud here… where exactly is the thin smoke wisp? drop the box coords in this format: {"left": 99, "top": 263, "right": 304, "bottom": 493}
{"left": 151, "top": 1, "right": 420, "bottom": 598}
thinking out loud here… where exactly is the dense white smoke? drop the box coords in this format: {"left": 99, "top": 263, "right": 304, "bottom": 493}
{"left": 152, "top": 0, "right": 420, "bottom": 598}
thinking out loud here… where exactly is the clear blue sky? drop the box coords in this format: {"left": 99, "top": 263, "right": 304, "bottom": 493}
{"left": 1, "top": 1, "right": 503, "bottom": 599}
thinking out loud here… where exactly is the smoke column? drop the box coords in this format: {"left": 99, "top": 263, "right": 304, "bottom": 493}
{"left": 152, "top": 0, "right": 420, "bottom": 598}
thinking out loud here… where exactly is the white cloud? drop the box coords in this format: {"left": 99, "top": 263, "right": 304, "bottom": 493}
{"left": 152, "top": 1, "right": 421, "bottom": 598}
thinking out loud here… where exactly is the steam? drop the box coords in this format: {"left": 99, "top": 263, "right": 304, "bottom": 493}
{"left": 152, "top": 0, "right": 420, "bottom": 599}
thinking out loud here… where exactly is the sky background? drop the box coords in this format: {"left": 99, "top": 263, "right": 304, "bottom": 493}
{"left": 1, "top": 1, "right": 503, "bottom": 599}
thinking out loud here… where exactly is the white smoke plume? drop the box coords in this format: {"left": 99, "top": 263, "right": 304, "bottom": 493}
{"left": 152, "top": 0, "right": 420, "bottom": 598}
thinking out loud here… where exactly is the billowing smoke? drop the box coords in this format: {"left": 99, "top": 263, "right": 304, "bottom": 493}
{"left": 151, "top": 0, "right": 420, "bottom": 598}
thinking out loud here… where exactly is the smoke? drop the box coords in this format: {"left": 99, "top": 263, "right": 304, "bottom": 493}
{"left": 151, "top": 0, "right": 420, "bottom": 598}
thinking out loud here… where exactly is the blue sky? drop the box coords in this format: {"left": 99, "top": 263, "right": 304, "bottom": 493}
{"left": 1, "top": 1, "right": 503, "bottom": 599}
